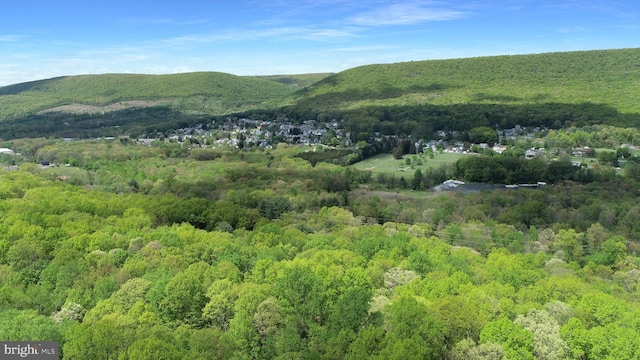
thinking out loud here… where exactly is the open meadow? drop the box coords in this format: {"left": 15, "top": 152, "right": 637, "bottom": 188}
{"left": 352, "top": 151, "right": 468, "bottom": 179}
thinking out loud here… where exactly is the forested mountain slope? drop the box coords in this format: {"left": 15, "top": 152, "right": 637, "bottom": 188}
{"left": 2, "top": 48, "right": 640, "bottom": 139}
{"left": 253, "top": 73, "right": 333, "bottom": 89}
{"left": 1, "top": 160, "right": 640, "bottom": 359}
{"left": 0, "top": 72, "right": 298, "bottom": 119}
{"left": 4, "top": 48, "right": 640, "bottom": 359}
{"left": 290, "top": 48, "right": 640, "bottom": 113}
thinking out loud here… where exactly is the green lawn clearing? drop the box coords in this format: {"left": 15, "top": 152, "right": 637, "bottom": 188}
{"left": 352, "top": 152, "right": 468, "bottom": 178}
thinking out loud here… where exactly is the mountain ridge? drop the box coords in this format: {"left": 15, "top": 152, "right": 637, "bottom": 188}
{"left": 0, "top": 72, "right": 317, "bottom": 119}
{"left": 289, "top": 47, "right": 640, "bottom": 114}
{"left": 1, "top": 47, "right": 640, "bottom": 139}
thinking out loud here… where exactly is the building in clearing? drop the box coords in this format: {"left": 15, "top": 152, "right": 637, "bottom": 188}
{"left": 0, "top": 148, "right": 14, "bottom": 155}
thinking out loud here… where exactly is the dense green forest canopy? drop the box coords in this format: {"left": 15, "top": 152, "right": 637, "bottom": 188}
{"left": 3, "top": 48, "right": 640, "bottom": 359}
{"left": 2, "top": 139, "right": 640, "bottom": 359}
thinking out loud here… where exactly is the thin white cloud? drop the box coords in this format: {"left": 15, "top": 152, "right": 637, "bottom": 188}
{"left": 0, "top": 35, "right": 24, "bottom": 42}
{"left": 158, "top": 26, "right": 358, "bottom": 48}
{"left": 543, "top": 1, "right": 613, "bottom": 12}
{"left": 77, "top": 45, "right": 151, "bottom": 57}
{"left": 350, "top": 2, "right": 466, "bottom": 26}
{"left": 258, "top": 27, "right": 352, "bottom": 41}
{"left": 255, "top": 0, "right": 361, "bottom": 16}
{"left": 122, "top": 17, "right": 209, "bottom": 26}
{"left": 299, "top": 28, "right": 359, "bottom": 40}
{"left": 329, "top": 45, "right": 397, "bottom": 52}
{"left": 557, "top": 26, "right": 588, "bottom": 33}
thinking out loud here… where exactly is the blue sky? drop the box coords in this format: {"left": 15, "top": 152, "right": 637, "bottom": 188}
{"left": 1, "top": 0, "right": 638, "bottom": 86}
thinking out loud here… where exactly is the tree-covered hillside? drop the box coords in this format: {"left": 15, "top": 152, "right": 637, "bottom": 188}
{"left": 291, "top": 48, "right": 640, "bottom": 113}
{"left": 1, "top": 142, "right": 640, "bottom": 359}
{"left": 3, "top": 48, "right": 640, "bottom": 140}
{"left": 4, "top": 48, "right": 640, "bottom": 359}
{"left": 253, "top": 73, "right": 333, "bottom": 89}
{"left": 274, "top": 48, "right": 640, "bottom": 138}
{"left": 0, "top": 72, "right": 297, "bottom": 119}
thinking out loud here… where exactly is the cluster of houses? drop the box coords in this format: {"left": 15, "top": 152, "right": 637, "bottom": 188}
{"left": 137, "top": 118, "right": 348, "bottom": 149}
{"left": 131, "top": 121, "right": 569, "bottom": 164}
{"left": 5, "top": 119, "right": 624, "bottom": 170}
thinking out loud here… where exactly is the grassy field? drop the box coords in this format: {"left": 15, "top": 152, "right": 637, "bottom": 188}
{"left": 352, "top": 152, "right": 467, "bottom": 178}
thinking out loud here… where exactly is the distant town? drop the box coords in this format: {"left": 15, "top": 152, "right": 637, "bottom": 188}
{"left": 129, "top": 117, "right": 550, "bottom": 154}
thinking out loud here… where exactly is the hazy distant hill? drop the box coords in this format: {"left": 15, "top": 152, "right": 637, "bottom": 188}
{"left": 2, "top": 48, "right": 640, "bottom": 139}
{"left": 0, "top": 72, "right": 300, "bottom": 119}
{"left": 290, "top": 48, "right": 640, "bottom": 114}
